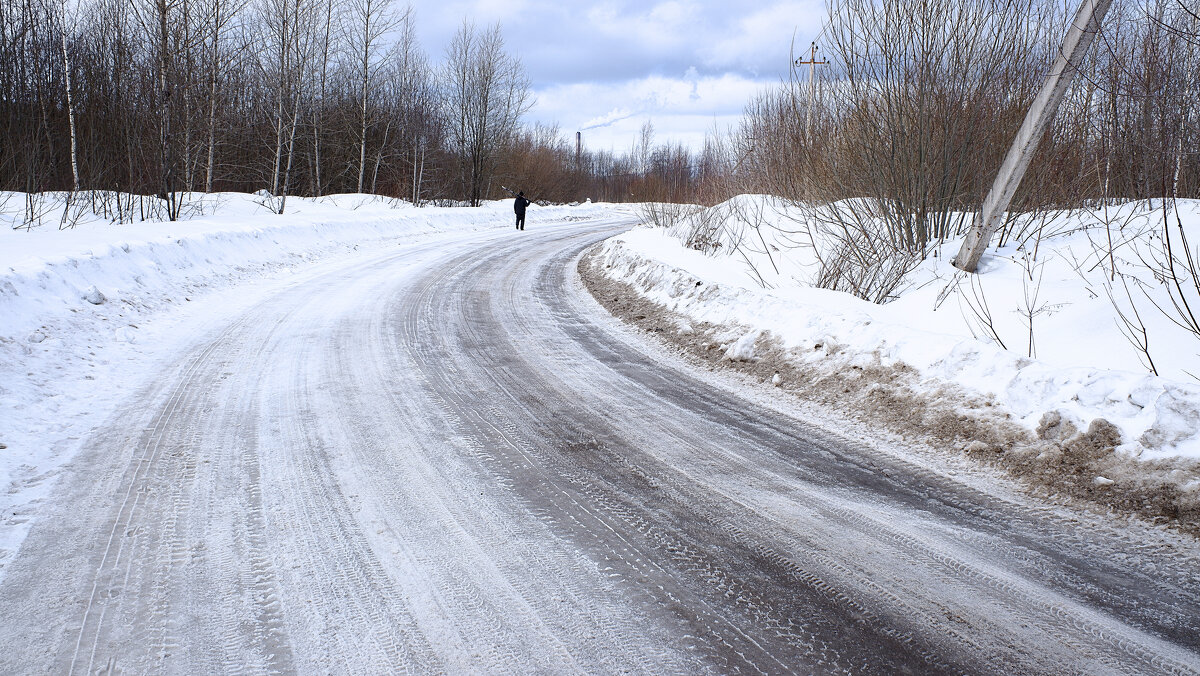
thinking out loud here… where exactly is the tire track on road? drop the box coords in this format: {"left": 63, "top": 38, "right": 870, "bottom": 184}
{"left": 4, "top": 215, "right": 1199, "bottom": 675}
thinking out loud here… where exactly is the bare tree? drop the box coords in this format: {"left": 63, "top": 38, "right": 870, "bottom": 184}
{"left": 389, "top": 10, "right": 432, "bottom": 204}
{"left": 636, "top": 120, "right": 653, "bottom": 177}
{"left": 54, "top": 0, "right": 80, "bottom": 192}
{"left": 308, "top": 0, "right": 337, "bottom": 196}
{"left": 126, "top": 0, "right": 198, "bottom": 219}
{"left": 256, "top": 0, "right": 317, "bottom": 212}
{"left": 344, "top": 0, "right": 405, "bottom": 193}
{"left": 201, "top": 0, "right": 248, "bottom": 192}
{"left": 441, "top": 20, "right": 531, "bottom": 206}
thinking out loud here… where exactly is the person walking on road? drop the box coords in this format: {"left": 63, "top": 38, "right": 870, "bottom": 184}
{"left": 514, "top": 191, "right": 531, "bottom": 230}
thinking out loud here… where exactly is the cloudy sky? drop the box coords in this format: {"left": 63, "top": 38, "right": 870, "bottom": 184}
{"left": 414, "top": 1, "right": 827, "bottom": 154}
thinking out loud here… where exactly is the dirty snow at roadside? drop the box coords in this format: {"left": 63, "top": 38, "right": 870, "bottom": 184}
{"left": 595, "top": 196, "right": 1200, "bottom": 470}
{"left": 0, "top": 192, "right": 620, "bottom": 579}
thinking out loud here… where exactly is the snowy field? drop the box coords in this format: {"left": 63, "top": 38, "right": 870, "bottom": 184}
{"left": 593, "top": 196, "right": 1200, "bottom": 498}
{"left": 0, "top": 192, "right": 622, "bottom": 578}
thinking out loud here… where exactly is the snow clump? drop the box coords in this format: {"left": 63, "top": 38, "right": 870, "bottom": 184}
{"left": 82, "top": 285, "right": 105, "bottom": 305}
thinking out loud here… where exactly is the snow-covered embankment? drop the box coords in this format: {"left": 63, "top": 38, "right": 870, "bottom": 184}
{"left": 589, "top": 196, "right": 1200, "bottom": 526}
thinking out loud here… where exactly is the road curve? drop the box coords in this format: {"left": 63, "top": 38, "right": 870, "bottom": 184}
{"left": 2, "top": 215, "right": 1199, "bottom": 674}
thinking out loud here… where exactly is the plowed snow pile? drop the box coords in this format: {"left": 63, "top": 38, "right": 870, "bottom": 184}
{"left": 589, "top": 196, "right": 1200, "bottom": 527}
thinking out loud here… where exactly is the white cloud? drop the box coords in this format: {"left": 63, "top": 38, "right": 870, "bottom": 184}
{"left": 706, "top": 2, "right": 826, "bottom": 73}
{"left": 412, "top": 0, "right": 825, "bottom": 151}
{"left": 530, "top": 72, "right": 772, "bottom": 152}
{"left": 584, "top": 1, "right": 700, "bottom": 48}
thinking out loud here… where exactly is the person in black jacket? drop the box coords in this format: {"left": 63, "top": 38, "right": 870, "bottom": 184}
{"left": 514, "top": 191, "right": 530, "bottom": 230}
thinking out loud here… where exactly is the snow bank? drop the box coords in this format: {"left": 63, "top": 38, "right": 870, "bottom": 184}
{"left": 600, "top": 197, "right": 1200, "bottom": 464}
{"left": 0, "top": 192, "right": 608, "bottom": 338}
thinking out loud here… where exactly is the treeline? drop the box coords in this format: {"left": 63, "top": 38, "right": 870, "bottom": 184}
{"left": 722, "top": 0, "right": 1199, "bottom": 252}
{"left": 5, "top": 0, "right": 1195, "bottom": 223}
{"left": 504, "top": 122, "right": 724, "bottom": 207}
{"left": 0, "top": 0, "right": 696, "bottom": 216}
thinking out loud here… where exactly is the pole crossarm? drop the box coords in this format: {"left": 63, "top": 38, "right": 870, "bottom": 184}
{"left": 793, "top": 42, "right": 828, "bottom": 68}
{"left": 952, "top": 0, "right": 1115, "bottom": 273}
{"left": 796, "top": 42, "right": 829, "bottom": 139}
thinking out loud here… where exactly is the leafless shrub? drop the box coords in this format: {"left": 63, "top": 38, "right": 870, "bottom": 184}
{"left": 58, "top": 190, "right": 88, "bottom": 229}
{"left": 15, "top": 191, "right": 53, "bottom": 231}
{"left": 639, "top": 201, "right": 702, "bottom": 231}
{"left": 725, "top": 198, "right": 786, "bottom": 286}
{"left": 804, "top": 0, "right": 1059, "bottom": 247}
{"left": 1106, "top": 273, "right": 1160, "bottom": 375}
{"left": 1086, "top": 0, "right": 1199, "bottom": 206}
{"left": 251, "top": 189, "right": 279, "bottom": 214}
{"left": 724, "top": 0, "right": 1068, "bottom": 304}
{"left": 700, "top": 198, "right": 788, "bottom": 289}
{"left": 1147, "top": 201, "right": 1200, "bottom": 346}
{"left": 87, "top": 190, "right": 133, "bottom": 224}
{"left": 1015, "top": 252, "right": 1066, "bottom": 358}
{"left": 678, "top": 205, "right": 724, "bottom": 254}
{"left": 1112, "top": 200, "right": 1200, "bottom": 380}
{"left": 803, "top": 201, "right": 925, "bottom": 303}
{"left": 958, "top": 272, "right": 1009, "bottom": 350}
{"left": 722, "top": 0, "right": 1197, "bottom": 302}
{"left": 1085, "top": 197, "right": 1199, "bottom": 380}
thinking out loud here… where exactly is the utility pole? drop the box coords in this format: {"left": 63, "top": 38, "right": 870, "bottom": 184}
{"left": 795, "top": 42, "right": 828, "bottom": 139}
{"left": 952, "top": 0, "right": 1115, "bottom": 273}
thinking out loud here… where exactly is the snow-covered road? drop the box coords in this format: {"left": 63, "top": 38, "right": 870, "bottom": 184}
{"left": 2, "top": 215, "right": 1199, "bottom": 674}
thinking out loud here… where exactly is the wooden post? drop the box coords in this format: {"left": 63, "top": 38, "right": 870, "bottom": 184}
{"left": 795, "top": 42, "right": 828, "bottom": 139}
{"left": 952, "top": 0, "right": 1115, "bottom": 272}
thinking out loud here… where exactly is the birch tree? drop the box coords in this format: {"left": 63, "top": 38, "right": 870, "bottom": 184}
{"left": 257, "top": 0, "right": 317, "bottom": 212}
{"left": 202, "top": 0, "right": 248, "bottom": 191}
{"left": 344, "top": 0, "right": 404, "bottom": 193}
{"left": 309, "top": 0, "right": 338, "bottom": 196}
{"left": 373, "top": 7, "right": 427, "bottom": 197}
{"left": 54, "top": 0, "right": 80, "bottom": 192}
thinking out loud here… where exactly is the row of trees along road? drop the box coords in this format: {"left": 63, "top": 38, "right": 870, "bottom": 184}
{"left": 2, "top": 0, "right": 707, "bottom": 218}
{"left": 9, "top": 0, "right": 1193, "bottom": 229}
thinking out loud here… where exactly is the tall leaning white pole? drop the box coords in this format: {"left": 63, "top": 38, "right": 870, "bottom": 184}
{"left": 952, "top": 0, "right": 1115, "bottom": 273}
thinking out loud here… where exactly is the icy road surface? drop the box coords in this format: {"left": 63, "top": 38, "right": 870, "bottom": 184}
{"left": 2, "top": 215, "right": 1200, "bottom": 674}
